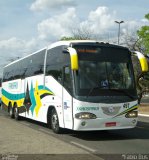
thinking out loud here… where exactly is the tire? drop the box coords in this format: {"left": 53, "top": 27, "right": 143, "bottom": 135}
{"left": 9, "top": 106, "right": 14, "bottom": 119}
{"left": 51, "top": 108, "right": 62, "bottom": 134}
{"left": 14, "top": 105, "right": 20, "bottom": 120}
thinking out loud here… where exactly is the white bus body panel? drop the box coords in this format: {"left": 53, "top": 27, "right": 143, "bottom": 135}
{"left": 72, "top": 98, "right": 138, "bottom": 131}
{"left": 2, "top": 75, "right": 138, "bottom": 131}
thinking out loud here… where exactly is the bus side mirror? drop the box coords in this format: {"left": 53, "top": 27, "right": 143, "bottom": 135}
{"left": 67, "top": 47, "right": 79, "bottom": 70}
{"left": 132, "top": 51, "right": 149, "bottom": 73}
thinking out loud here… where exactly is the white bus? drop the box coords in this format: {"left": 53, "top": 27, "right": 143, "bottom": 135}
{"left": 1, "top": 40, "right": 148, "bottom": 133}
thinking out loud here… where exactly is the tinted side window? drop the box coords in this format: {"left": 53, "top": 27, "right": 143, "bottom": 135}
{"left": 6, "top": 66, "right": 14, "bottom": 81}
{"left": 46, "top": 46, "right": 70, "bottom": 81}
{"left": 3, "top": 49, "right": 46, "bottom": 81}
{"left": 63, "top": 66, "right": 72, "bottom": 92}
{"left": 19, "top": 61, "right": 27, "bottom": 79}
{"left": 3, "top": 68, "right": 9, "bottom": 82}
{"left": 13, "top": 62, "right": 21, "bottom": 79}
{"left": 32, "top": 50, "right": 45, "bottom": 75}
{"left": 25, "top": 49, "right": 46, "bottom": 77}
{"left": 24, "top": 57, "right": 34, "bottom": 77}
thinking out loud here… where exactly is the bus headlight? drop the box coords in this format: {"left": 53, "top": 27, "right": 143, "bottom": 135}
{"left": 125, "top": 111, "right": 138, "bottom": 118}
{"left": 75, "top": 112, "right": 97, "bottom": 119}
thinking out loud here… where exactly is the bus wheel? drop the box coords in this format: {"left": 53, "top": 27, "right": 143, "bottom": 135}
{"left": 51, "top": 109, "right": 62, "bottom": 134}
{"left": 14, "top": 105, "right": 20, "bottom": 120}
{"left": 9, "top": 106, "right": 14, "bottom": 118}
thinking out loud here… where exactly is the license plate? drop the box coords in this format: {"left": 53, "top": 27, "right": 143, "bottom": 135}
{"left": 105, "top": 122, "right": 116, "bottom": 127}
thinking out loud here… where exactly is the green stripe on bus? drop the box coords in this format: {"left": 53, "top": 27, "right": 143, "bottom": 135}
{"left": 2, "top": 89, "right": 25, "bottom": 101}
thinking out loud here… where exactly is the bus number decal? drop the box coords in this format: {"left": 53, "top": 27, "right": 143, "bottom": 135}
{"left": 123, "top": 103, "right": 130, "bottom": 109}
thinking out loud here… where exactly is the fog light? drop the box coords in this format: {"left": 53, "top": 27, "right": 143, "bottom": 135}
{"left": 81, "top": 121, "right": 86, "bottom": 126}
{"left": 75, "top": 112, "right": 97, "bottom": 119}
{"left": 132, "top": 119, "right": 137, "bottom": 124}
{"left": 125, "top": 111, "right": 138, "bottom": 118}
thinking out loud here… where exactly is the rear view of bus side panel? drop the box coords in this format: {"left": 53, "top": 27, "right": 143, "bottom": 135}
{"left": 1, "top": 79, "right": 25, "bottom": 114}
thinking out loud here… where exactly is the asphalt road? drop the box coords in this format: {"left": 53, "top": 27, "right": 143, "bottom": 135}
{"left": 0, "top": 109, "right": 149, "bottom": 160}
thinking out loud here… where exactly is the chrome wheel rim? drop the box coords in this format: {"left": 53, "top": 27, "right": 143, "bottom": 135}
{"left": 10, "top": 108, "right": 13, "bottom": 116}
{"left": 14, "top": 107, "right": 18, "bottom": 118}
{"left": 52, "top": 112, "right": 58, "bottom": 130}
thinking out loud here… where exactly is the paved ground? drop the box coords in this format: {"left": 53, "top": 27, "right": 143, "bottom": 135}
{"left": 139, "top": 103, "right": 149, "bottom": 115}
{"left": 138, "top": 95, "right": 149, "bottom": 115}
{"left": 1, "top": 109, "right": 149, "bottom": 160}
{"left": 0, "top": 112, "right": 88, "bottom": 154}
{"left": 0, "top": 109, "right": 102, "bottom": 160}
{"left": 0, "top": 97, "right": 149, "bottom": 160}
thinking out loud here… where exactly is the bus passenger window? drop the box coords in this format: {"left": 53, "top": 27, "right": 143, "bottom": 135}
{"left": 63, "top": 66, "right": 72, "bottom": 92}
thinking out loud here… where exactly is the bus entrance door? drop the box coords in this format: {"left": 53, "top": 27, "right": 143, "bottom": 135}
{"left": 62, "top": 66, "right": 73, "bottom": 129}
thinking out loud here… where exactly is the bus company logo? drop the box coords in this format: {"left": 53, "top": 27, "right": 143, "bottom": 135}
{"left": 108, "top": 106, "right": 115, "bottom": 113}
{"left": 8, "top": 82, "right": 18, "bottom": 89}
{"left": 77, "top": 106, "right": 99, "bottom": 111}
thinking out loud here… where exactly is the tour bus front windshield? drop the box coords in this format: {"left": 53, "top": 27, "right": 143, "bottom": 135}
{"left": 73, "top": 44, "right": 136, "bottom": 98}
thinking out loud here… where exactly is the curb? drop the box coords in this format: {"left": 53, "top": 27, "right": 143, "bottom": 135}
{"left": 138, "top": 114, "right": 149, "bottom": 117}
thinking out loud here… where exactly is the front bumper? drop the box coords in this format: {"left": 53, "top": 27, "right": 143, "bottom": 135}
{"left": 73, "top": 117, "right": 138, "bottom": 131}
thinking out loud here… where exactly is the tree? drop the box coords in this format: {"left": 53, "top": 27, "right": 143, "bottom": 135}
{"left": 120, "top": 26, "right": 145, "bottom": 53}
{"left": 137, "top": 13, "right": 149, "bottom": 99}
{"left": 71, "top": 25, "right": 94, "bottom": 40}
{"left": 137, "top": 13, "right": 149, "bottom": 55}
{"left": 60, "top": 36, "right": 77, "bottom": 41}
{"left": 60, "top": 25, "right": 94, "bottom": 41}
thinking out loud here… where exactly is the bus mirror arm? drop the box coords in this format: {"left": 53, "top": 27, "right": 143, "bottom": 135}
{"left": 67, "top": 47, "right": 79, "bottom": 70}
{"left": 132, "top": 51, "right": 149, "bottom": 73}
{"left": 62, "top": 46, "right": 69, "bottom": 54}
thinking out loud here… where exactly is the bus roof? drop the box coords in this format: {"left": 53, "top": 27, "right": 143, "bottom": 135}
{"left": 48, "top": 40, "right": 97, "bottom": 49}
{"left": 3, "top": 47, "right": 46, "bottom": 68}
{"left": 4, "top": 40, "right": 127, "bottom": 68}
{"left": 48, "top": 40, "right": 128, "bottom": 50}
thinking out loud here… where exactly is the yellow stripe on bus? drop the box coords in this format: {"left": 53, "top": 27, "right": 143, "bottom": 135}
{"left": 1, "top": 95, "right": 24, "bottom": 107}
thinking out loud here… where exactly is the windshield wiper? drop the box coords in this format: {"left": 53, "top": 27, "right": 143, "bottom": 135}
{"left": 108, "top": 89, "right": 135, "bottom": 100}
{"left": 87, "top": 87, "right": 135, "bottom": 100}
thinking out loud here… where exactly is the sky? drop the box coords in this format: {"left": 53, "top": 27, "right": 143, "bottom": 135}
{"left": 0, "top": 0, "right": 149, "bottom": 77}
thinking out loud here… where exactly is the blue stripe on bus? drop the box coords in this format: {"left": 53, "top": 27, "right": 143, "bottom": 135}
{"left": 38, "top": 85, "right": 53, "bottom": 92}
{"left": 2, "top": 89, "right": 25, "bottom": 100}
{"left": 30, "top": 82, "right": 37, "bottom": 115}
